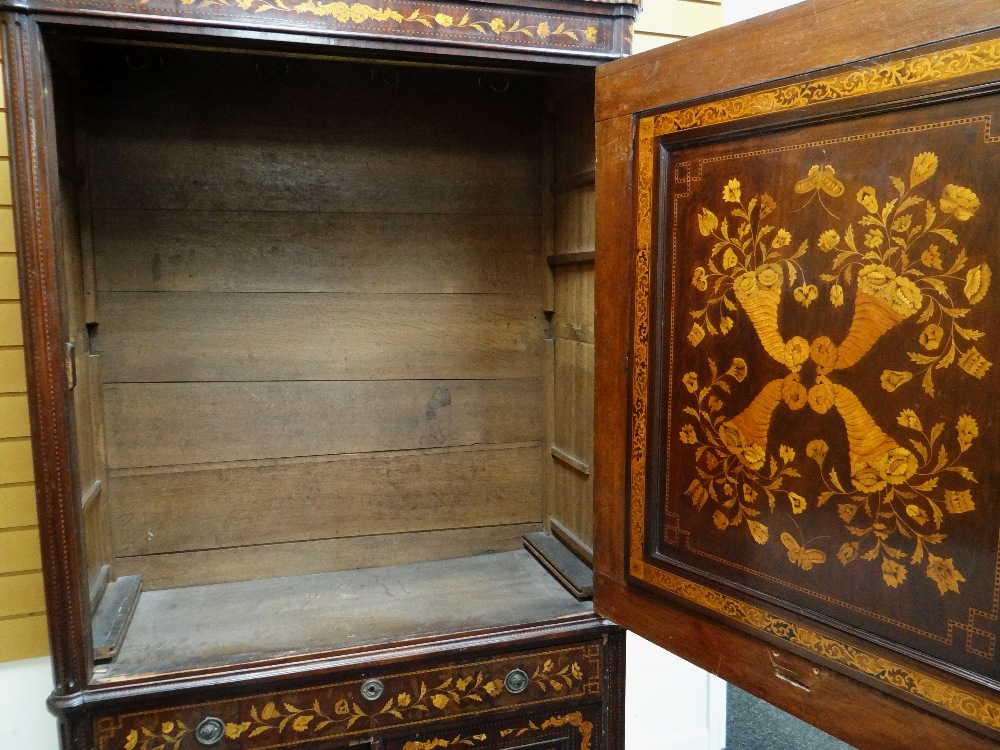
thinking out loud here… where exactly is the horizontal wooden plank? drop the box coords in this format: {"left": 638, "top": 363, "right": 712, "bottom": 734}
{"left": 634, "top": 0, "right": 722, "bottom": 36}
{"left": 104, "top": 379, "right": 543, "bottom": 469}
{"left": 0, "top": 528, "right": 41, "bottom": 574}
{"left": 0, "top": 484, "right": 36, "bottom": 529}
{"left": 0, "top": 440, "right": 33, "bottom": 484}
{"left": 0, "top": 614, "right": 49, "bottom": 661}
{"left": 0, "top": 302, "right": 22, "bottom": 346}
{"left": 0, "top": 208, "right": 14, "bottom": 254}
{"left": 0, "top": 117, "right": 7, "bottom": 159}
{"left": 114, "top": 524, "right": 543, "bottom": 591}
{"left": 0, "top": 349, "right": 25, "bottom": 393}
{"left": 0, "top": 572, "right": 45, "bottom": 617}
{"left": 88, "top": 119, "right": 540, "bottom": 215}
{"left": 93, "top": 210, "right": 543, "bottom": 295}
{"left": 111, "top": 444, "right": 544, "bottom": 557}
{"left": 0, "top": 254, "right": 17, "bottom": 299}
{"left": 0, "top": 394, "right": 29, "bottom": 438}
{"left": 98, "top": 293, "right": 544, "bottom": 383}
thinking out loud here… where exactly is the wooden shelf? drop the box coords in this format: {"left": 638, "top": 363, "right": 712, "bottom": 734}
{"left": 99, "top": 550, "right": 592, "bottom": 680}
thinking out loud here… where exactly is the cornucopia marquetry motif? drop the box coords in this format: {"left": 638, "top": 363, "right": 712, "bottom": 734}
{"left": 680, "top": 153, "right": 985, "bottom": 593}
{"left": 628, "top": 28, "right": 1000, "bottom": 725}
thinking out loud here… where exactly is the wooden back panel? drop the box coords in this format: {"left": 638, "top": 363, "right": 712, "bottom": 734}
{"left": 82, "top": 46, "right": 549, "bottom": 588}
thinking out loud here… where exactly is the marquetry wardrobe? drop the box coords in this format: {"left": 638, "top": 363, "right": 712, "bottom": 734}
{"left": 10, "top": 0, "right": 1000, "bottom": 749}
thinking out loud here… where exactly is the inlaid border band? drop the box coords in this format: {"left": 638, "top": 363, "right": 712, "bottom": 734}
{"left": 629, "top": 31, "right": 1000, "bottom": 734}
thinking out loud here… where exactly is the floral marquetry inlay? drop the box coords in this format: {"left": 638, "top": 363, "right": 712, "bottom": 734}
{"left": 96, "top": 645, "right": 602, "bottom": 750}
{"left": 680, "top": 153, "right": 987, "bottom": 594}
{"left": 629, "top": 28, "right": 1000, "bottom": 733}
{"left": 137, "top": 0, "right": 599, "bottom": 43}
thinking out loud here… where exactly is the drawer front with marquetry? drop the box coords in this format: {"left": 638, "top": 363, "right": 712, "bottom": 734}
{"left": 394, "top": 708, "right": 600, "bottom": 750}
{"left": 95, "top": 642, "right": 603, "bottom": 750}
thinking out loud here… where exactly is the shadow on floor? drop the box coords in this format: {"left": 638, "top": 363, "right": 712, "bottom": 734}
{"left": 725, "top": 684, "right": 857, "bottom": 750}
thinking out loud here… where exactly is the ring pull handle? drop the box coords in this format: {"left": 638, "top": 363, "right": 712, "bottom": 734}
{"left": 361, "top": 678, "right": 385, "bottom": 701}
{"left": 195, "top": 717, "right": 225, "bottom": 746}
{"left": 504, "top": 668, "right": 529, "bottom": 694}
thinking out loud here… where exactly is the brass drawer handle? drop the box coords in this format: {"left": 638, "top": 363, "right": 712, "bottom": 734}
{"left": 504, "top": 668, "right": 529, "bottom": 694}
{"left": 195, "top": 717, "right": 225, "bottom": 745}
{"left": 361, "top": 678, "right": 385, "bottom": 701}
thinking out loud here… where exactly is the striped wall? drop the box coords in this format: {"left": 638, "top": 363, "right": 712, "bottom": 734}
{"left": 0, "top": 4, "right": 725, "bottom": 664}
{"left": 0, "top": 58, "right": 49, "bottom": 662}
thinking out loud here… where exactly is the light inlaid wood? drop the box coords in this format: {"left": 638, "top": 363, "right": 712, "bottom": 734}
{"left": 103, "top": 379, "right": 543, "bottom": 469}
{"left": 0, "top": 484, "right": 36, "bottom": 529}
{"left": 0, "top": 394, "right": 29, "bottom": 438}
{"left": 0, "top": 614, "right": 49, "bottom": 661}
{"left": 0, "top": 528, "right": 42, "bottom": 573}
{"left": 0, "top": 440, "right": 33, "bottom": 484}
{"left": 0, "top": 572, "right": 45, "bottom": 617}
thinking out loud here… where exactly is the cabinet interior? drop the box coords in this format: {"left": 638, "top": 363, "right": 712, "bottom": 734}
{"left": 47, "top": 36, "right": 599, "bottom": 680}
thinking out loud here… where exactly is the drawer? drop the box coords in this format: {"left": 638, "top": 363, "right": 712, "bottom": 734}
{"left": 95, "top": 642, "right": 603, "bottom": 749}
{"left": 394, "top": 707, "right": 600, "bottom": 750}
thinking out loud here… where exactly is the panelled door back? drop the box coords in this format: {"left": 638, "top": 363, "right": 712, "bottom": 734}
{"left": 594, "top": 1, "right": 1000, "bottom": 745}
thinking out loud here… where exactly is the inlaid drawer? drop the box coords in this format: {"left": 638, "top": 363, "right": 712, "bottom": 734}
{"left": 395, "top": 707, "right": 599, "bottom": 750}
{"left": 95, "top": 642, "right": 603, "bottom": 749}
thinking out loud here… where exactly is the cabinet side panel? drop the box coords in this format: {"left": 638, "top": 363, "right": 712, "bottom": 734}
{"left": 546, "top": 83, "right": 597, "bottom": 558}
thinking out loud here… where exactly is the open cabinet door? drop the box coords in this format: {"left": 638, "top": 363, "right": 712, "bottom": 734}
{"left": 593, "top": 2, "right": 1000, "bottom": 748}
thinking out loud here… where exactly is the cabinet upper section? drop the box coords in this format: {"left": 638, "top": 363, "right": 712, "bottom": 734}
{"left": 3, "top": 0, "right": 638, "bottom": 64}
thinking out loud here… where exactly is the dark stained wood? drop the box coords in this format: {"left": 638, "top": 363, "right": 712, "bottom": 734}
{"left": 592, "top": 112, "right": 633, "bottom": 594}
{"left": 109, "top": 444, "right": 543, "bottom": 557}
{"left": 103, "top": 378, "right": 543, "bottom": 469}
{"left": 523, "top": 531, "right": 593, "bottom": 599}
{"left": 596, "top": 573, "right": 999, "bottom": 750}
{"left": 596, "top": 0, "right": 1000, "bottom": 122}
{"left": 114, "top": 523, "right": 544, "bottom": 591}
{"left": 3, "top": 13, "right": 95, "bottom": 710}
{"left": 4, "top": 1, "right": 634, "bottom": 747}
{"left": 594, "top": 0, "right": 1000, "bottom": 745}
{"left": 91, "top": 574, "right": 141, "bottom": 662}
